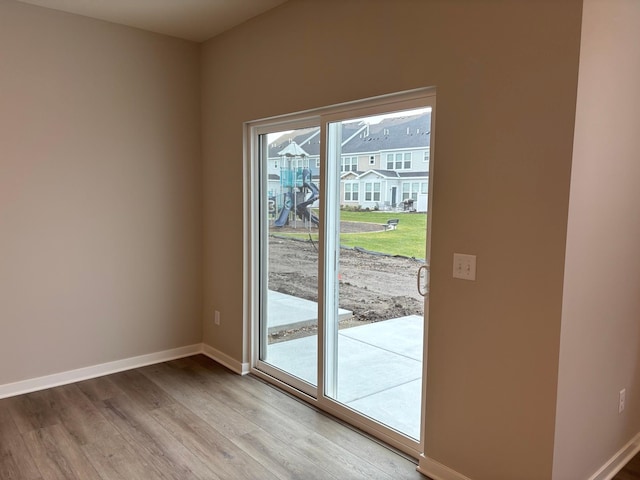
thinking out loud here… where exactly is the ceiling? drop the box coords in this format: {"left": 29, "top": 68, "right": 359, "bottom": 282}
{"left": 15, "top": 0, "right": 288, "bottom": 42}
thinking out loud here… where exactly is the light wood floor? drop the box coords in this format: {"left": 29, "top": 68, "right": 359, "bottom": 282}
{"left": 0, "top": 355, "right": 425, "bottom": 480}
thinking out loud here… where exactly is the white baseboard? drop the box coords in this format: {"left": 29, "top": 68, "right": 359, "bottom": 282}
{"left": 418, "top": 455, "right": 473, "bottom": 480}
{"left": 588, "top": 432, "right": 640, "bottom": 480}
{"left": 201, "top": 344, "right": 250, "bottom": 375}
{"left": 0, "top": 344, "right": 202, "bottom": 399}
{"left": 417, "top": 433, "right": 640, "bottom": 480}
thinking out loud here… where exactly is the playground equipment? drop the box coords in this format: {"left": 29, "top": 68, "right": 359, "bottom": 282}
{"left": 297, "top": 169, "right": 320, "bottom": 226}
{"left": 273, "top": 142, "right": 319, "bottom": 228}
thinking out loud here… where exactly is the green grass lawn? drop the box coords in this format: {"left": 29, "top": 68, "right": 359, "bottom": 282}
{"left": 273, "top": 210, "right": 427, "bottom": 259}
{"left": 339, "top": 211, "right": 427, "bottom": 258}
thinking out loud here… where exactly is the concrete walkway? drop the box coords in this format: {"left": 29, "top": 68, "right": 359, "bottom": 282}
{"left": 267, "top": 290, "right": 352, "bottom": 334}
{"left": 265, "top": 315, "right": 423, "bottom": 440}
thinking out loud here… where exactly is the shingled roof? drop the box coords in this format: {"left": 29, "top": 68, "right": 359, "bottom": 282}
{"left": 267, "top": 111, "right": 430, "bottom": 157}
{"left": 341, "top": 169, "right": 430, "bottom": 180}
{"left": 267, "top": 122, "right": 364, "bottom": 158}
{"left": 268, "top": 128, "right": 320, "bottom": 157}
{"left": 342, "top": 112, "right": 430, "bottom": 153}
{"left": 398, "top": 170, "right": 429, "bottom": 178}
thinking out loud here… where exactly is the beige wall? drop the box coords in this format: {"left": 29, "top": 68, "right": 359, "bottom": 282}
{"left": 554, "top": 1, "right": 640, "bottom": 478}
{"left": 13, "top": 1, "right": 637, "bottom": 478}
{"left": 201, "top": 1, "right": 582, "bottom": 478}
{"left": 0, "top": 1, "right": 202, "bottom": 384}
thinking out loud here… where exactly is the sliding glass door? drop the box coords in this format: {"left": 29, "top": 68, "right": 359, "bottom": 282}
{"left": 324, "top": 111, "right": 430, "bottom": 441}
{"left": 249, "top": 90, "right": 435, "bottom": 456}
{"left": 255, "top": 122, "right": 321, "bottom": 396}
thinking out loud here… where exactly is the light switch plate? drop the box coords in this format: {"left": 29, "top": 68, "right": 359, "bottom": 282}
{"left": 453, "top": 253, "right": 476, "bottom": 280}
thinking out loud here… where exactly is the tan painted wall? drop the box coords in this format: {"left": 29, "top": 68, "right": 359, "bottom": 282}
{"left": 0, "top": 1, "right": 202, "bottom": 384}
{"left": 553, "top": 1, "right": 640, "bottom": 478}
{"left": 201, "top": 1, "right": 582, "bottom": 478}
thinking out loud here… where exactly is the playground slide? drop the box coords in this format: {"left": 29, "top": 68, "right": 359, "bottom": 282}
{"left": 274, "top": 192, "right": 293, "bottom": 227}
{"left": 296, "top": 179, "right": 320, "bottom": 226}
{"left": 297, "top": 204, "right": 319, "bottom": 225}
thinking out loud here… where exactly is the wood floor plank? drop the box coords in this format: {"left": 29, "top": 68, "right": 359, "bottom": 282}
{"left": 48, "top": 384, "right": 119, "bottom": 446}
{"left": 624, "top": 454, "right": 640, "bottom": 474}
{"left": 0, "top": 451, "right": 41, "bottom": 480}
{"left": 150, "top": 403, "right": 280, "bottom": 480}
{"left": 139, "top": 361, "right": 261, "bottom": 438}
{"left": 1, "top": 355, "right": 425, "bottom": 480}
{"left": 232, "top": 427, "right": 342, "bottom": 480}
{"left": 7, "top": 390, "right": 62, "bottom": 434}
{"left": 616, "top": 472, "right": 638, "bottom": 480}
{"left": 0, "top": 400, "right": 43, "bottom": 480}
{"left": 615, "top": 452, "right": 640, "bottom": 480}
{"left": 95, "top": 393, "right": 222, "bottom": 480}
{"left": 75, "top": 376, "right": 123, "bottom": 403}
{"left": 79, "top": 444, "right": 129, "bottom": 480}
{"left": 168, "top": 357, "right": 398, "bottom": 480}
{"left": 18, "top": 354, "right": 640, "bottom": 480}
{"left": 81, "top": 434, "right": 165, "bottom": 480}
{"left": 107, "top": 370, "right": 175, "bottom": 411}
{"left": 23, "top": 424, "right": 102, "bottom": 480}
{"left": 185, "top": 356, "right": 424, "bottom": 479}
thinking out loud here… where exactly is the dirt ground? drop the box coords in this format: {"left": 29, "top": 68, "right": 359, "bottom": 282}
{"left": 268, "top": 221, "right": 425, "bottom": 342}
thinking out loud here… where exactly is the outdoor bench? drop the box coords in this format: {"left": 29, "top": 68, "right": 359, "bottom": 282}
{"left": 384, "top": 219, "right": 399, "bottom": 231}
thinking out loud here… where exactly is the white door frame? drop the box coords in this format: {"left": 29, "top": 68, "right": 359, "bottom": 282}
{"left": 244, "top": 87, "right": 436, "bottom": 459}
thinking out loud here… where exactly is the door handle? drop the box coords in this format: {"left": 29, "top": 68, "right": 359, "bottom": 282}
{"left": 417, "top": 264, "right": 429, "bottom": 297}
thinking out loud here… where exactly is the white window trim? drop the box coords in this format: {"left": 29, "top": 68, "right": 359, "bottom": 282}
{"left": 401, "top": 181, "right": 421, "bottom": 201}
{"left": 344, "top": 181, "right": 359, "bottom": 202}
{"left": 341, "top": 156, "right": 358, "bottom": 172}
{"left": 364, "top": 181, "right": 381, "bottom": 202}
{"left": 385, "top": 151, "right": 414, "bottom": 171}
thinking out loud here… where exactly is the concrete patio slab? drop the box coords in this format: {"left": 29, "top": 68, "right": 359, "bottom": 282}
{"left": 331, "top": 335, "right": 421, "bottom": 403}
{"left": 348, "top": 378, "right": 422, "bottom": 440}
{"left": 264, "top": 315, "right": 424, "bottom": 439}
{"left": 264, "top": 334, "right": 317, "bottom": 383}
{"left": 267, "top": 290, "right": 352, "bottom": 334}
{"left": 339, "top": 315, "right": 423, "bottom": 361}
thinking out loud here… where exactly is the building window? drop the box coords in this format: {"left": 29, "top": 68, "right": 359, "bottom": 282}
{"left": 274, "top": 161, "right": 278, "bottom": 169}
{"left": 316, "top": 158, "right": 321, "bottom": 168}
{"left": 369, "top": 155, "right": 375, "bottom": 166}
{"left": 364, "top": 182, "right": 381, "bottom": 202}
{"left": 344, "top": 182, "right": 359, "bottom": 201}
{"left": 423, "top": 147, "right": 430, "bottom": 162}
{"left": 386, "top": 152, "right": 412, "bottom": 170}
{"left": 402, "top": 182, "right": 420, "bottom": 201}
{"left": 341, "top": 156, "right": 358, "bottom": 172}
{"left": 404, "top": 153, "right": 412, "bottom": 169}
{"left": 421, "top": 182, "right": 428, "bottom": 194}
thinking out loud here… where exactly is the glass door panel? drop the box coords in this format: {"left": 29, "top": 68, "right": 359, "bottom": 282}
{"left": 257, "top": 125, "right": 321, "bottom": 394}
{"left": 325, "top": 108, "right": 431, "bottom": 440}
{"left": 250, "top": 91, "right": 435, "bottom": 455}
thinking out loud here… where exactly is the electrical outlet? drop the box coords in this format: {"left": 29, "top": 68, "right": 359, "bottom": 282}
{"left": 619, "top": 388, "right": 626, "bottom": 414}
{"left": 214, "top": 310, "right": 221, "bottom": 326}
{"left": 453, "top": 253, "right": 477, "bottom": 280}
